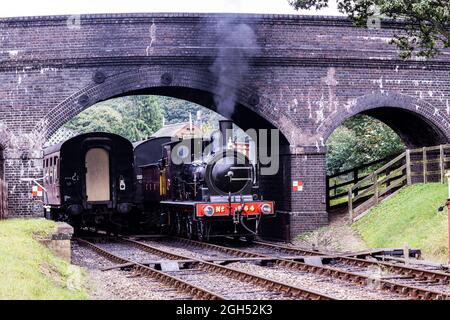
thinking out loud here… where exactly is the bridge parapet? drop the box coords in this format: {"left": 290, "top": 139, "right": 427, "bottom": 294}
{"left": 0, "top": 13, "right": 449, "bottom": 237}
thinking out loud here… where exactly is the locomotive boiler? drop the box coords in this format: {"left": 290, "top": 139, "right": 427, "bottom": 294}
{"left": 138, "top": 120, "right": 275, "bottom": 241}
{"left": 43, "top": 132, "right": 135, "bottom": 231}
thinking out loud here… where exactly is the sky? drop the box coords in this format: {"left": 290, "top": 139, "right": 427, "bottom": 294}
{"left": 0, "top": 0, "right": 341, "bottom": 18}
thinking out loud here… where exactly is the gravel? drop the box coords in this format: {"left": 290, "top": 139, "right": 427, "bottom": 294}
{"left": 169, "top": 269, "right": 292, "bottom": 300}
{"left": 226, "top": 262, "right": 407, "bottom": 300}
{"left": 71, "top": 242, "right": 191, "bottom": 300}
{"left": 139, "top": 239, "right": 408, "bottom": 300}
{"left": 94, "top": 242, "right": 167, "bottom": 262}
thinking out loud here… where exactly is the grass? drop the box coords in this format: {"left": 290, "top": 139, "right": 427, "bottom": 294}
{"left": 353, "top": 183, "right": 449, "bottom": 263}
{"left": 0, "top": 218, "right": 89, "bottom": 300}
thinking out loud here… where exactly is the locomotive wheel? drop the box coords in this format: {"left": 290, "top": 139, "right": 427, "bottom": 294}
{"left": 174, "top": 214, "right": 182, "bottom": 236}
{"left": 185, "top": 218, "right": 193, "bottom": 240}
{"left": 196, "top": 220, "right": 207, "bottom": 242}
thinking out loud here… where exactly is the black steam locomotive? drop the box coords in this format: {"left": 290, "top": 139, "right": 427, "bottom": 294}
{"left": 43, "top": 132, "right": 136, "bottom": 231}
{"left": 136, "top": 120, "right": 275, "bottom": 241}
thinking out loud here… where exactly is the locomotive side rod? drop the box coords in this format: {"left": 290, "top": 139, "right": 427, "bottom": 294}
{"left": 166, "top": 237, "right": 450, "bottom": 300}
{"left": 120, "top": 237, "right": 336, "bottom": 300}
{"left": 75, "top": 238, "right": 225, "bottom": 300}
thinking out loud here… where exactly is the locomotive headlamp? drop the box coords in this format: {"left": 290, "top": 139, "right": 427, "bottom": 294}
{"left": 203, "top": 205, "right": 214, "bottom": 217}
{"left": 261, "top": 203, "right": 272, "bottom": 215}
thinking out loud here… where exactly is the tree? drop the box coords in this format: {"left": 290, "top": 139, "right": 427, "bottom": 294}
{"left": 64, "top": 96, "right": 164, "bottom": 142}
{"left": 65, "top": 105, "right": 123, "bottom": 134}
{"left": 326, "top": 115, "right": 405, "bottom": 174}
{"left": 289, "top": 0, "right": 449, "bottom": 59}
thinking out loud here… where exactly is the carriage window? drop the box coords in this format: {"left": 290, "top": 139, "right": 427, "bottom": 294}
{"left": 54, "top": 157, "right": 59, "bottom": 183}
{"left": 43, "top": 159, "right": 48, "bottom": 184}
{"left": 49, "top": 157, "right": 53, "bottom": 183}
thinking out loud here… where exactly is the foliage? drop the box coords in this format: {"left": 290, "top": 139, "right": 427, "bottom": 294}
{"left": 289, "top": 0, "right": 450, "bottom": 59}
{"left": 65, "top": 104, "right": 123, "bottom": 134}
{"left": 0, "top": 219, "right": 88, "bottom": 299}
{"left": 65, "top": 96, "right": 164, "bottom": 142}
{"left": 64, "top": 95, "right": 228, "bottom": 142}
{"left": 326, "top": 114, "right": 404, "bottom": 174}
{"left": 353, "top": 183, "right": 449, "bottom": 263}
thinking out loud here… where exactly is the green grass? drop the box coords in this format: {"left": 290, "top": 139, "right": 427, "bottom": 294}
{"left": 0, "top": 218, "right": 89, "bottom": 300}
{"left": 353, "top": 183, "right": 449, "bottom": 263}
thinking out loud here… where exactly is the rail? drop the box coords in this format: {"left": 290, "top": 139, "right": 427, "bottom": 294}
{"left": 348, "top": 144, "right": 450, "bottom": 221}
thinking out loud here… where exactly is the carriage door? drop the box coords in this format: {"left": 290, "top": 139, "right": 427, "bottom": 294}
{"left": 85, "top": 148, "right": 110, "bottom": 202}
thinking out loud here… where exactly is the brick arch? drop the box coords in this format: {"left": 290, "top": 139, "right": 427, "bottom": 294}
{"left": 42, "top": 66, "right": 291, "bottom": 146}
{"left": 322, "top": 92, "right": 450, "bottom": 148}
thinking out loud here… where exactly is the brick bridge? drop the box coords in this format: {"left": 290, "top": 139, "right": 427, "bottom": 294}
{"left": 0, "top": 13, "right": 449, "bottom": 238}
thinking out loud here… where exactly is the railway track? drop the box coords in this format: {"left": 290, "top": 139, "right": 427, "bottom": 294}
{"left": 132, "top": 236, "right": 450, "bottom": 300}
{"left": 76, "top": 237, "right": 335, "bottom": 300}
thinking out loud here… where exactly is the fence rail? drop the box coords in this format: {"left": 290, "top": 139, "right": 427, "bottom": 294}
{"left": 348, "top": 144, "right": 450, "bottom": 221}
{"left": 0, "top": 179, "right": 8, "bottom": 220}
{"left": 326, "top": 154, "right": 400, "bottom": 209}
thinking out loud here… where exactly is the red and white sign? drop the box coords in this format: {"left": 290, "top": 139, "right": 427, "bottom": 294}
{"left": 32, "top": 186, "right": 43, "bottom": 197}
{"left": 293, "top": 180, "right": 303, "bottom": 192}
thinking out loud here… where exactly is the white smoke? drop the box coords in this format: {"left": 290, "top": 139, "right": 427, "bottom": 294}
{"left": 210, "top": 19, "right": 259, "bottom": 118}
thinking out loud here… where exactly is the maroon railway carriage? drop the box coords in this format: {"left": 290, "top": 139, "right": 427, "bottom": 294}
{"left": 137, "top": 121, "right": 275, "bottom": 241}
{"left": 43, "top": 132, "right": 135, "bottom": 231}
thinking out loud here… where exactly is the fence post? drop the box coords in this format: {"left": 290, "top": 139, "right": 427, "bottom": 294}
{"left": 348, "top": 189, "right": 353, "bottom": 221}
{"left": 423, "top": 147, "right": 427, "bottom": 183}
{"left": 406, "top": 150, "right": 412, "bottom": 185}
{"left": 440, "top": 145, "right": 445, "bottom": 184}
{"left": 374, "top": 173, "right": 379, "bottom": 205}
{"left": 353, "top": 168, "right": 359, "bottom": 196}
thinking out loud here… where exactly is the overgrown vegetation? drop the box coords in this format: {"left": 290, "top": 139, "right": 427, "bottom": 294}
{"left": 326, "top": 114, "right": 404, "bottom": 175}
{"left": 353, "top": 183, "right": 448, "bottom": 263}
{"left": 65, "top": 96, "right": 164, "bottom": 142}
{"left": 0, "top": 219, "right": 88, "bottom": 299}
{"left": 62, "top": 95, "right": 223, "bottom": 142}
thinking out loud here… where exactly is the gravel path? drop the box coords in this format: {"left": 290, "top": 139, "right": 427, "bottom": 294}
{"left": 71, "top": 242, "right": 192, "bottom": 300}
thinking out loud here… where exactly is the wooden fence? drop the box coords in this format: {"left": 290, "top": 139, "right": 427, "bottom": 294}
{"left": 348, "top": 144, "right": 450, "bottom": 221}
{"left": 326, "top": 154, "right": 399, "bottom": 210}
{"left": 0, "top": 179, "right": 8, "bottom": 220}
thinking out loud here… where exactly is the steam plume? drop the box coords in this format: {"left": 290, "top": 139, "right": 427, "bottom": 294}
{"left": 210, "top": 19, "right": 258, "bottom": 118}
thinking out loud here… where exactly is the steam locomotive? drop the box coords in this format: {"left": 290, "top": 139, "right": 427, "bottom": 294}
{"left": 43, "top": 132, "right": 136, "bottom": 231}
{"left": 136, "top": 120, "right": 275, "bottom": 241}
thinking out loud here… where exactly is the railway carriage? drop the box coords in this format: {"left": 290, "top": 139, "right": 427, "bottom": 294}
{"left": 136, "top": 120, "right": 275, "bottom": 241}
{"left": 43, "top": 132, "right": 135, "bottom": 231}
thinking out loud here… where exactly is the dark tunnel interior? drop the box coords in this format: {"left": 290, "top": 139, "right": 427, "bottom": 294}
{"left": 362, "top": 107, "right": 448, "bottom": 149}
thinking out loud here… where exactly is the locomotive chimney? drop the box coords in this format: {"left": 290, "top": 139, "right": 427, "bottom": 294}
{"left": 219, "top": 120, "right": 233, "bottom": 149}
